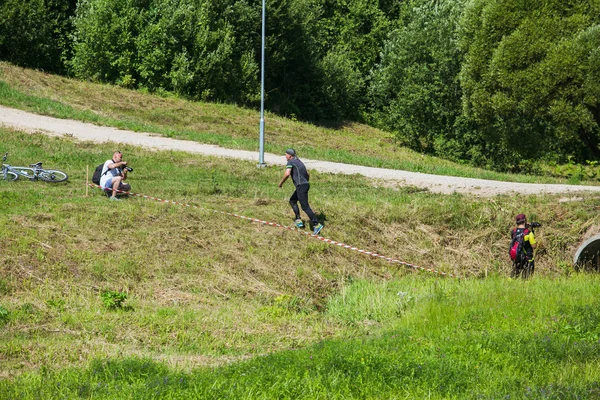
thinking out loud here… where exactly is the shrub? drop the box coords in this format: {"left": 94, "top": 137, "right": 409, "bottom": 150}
{"left": 101, "top": 290, "right": 128, "bottom": 310}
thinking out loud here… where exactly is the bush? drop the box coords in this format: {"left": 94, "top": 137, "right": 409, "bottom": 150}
{"left": 0, "top": 0, "right": 76, "bottom": 74}
{"left": 101, "top": 290, "right": 128, "bottom": 310}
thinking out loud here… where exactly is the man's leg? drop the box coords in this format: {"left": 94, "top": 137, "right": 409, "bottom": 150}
{"left": 296, "top": 184, "right": 318, "bottom": 225}
{"left": 523, "top": 260, "right": 534, "bottom": 278}
{"left": 511, "top": 261, "right": 521, "bottom": 278}
{"left": 102, "top": 177, "right": 113, "bottom": 197}
{"left": 289, "top": 190, "right": 301, "bottom": 220}
{"left": 111, "top": 176, "right": 123, "bottom": 197}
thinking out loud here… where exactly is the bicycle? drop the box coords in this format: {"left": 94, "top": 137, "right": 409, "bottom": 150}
{"left": 2, "top": 152, "right": 68, "bottom": 182}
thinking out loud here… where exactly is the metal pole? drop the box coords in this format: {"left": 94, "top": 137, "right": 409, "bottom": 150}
{"left": 258, "top": 0, "right": 266, "bottom": 167}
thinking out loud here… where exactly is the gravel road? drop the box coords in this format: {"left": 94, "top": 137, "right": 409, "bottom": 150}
{"left": 2, "top": 105, "right": 599, "bottom": 197}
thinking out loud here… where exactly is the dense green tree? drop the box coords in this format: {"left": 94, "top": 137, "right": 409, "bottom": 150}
{"left": 315, "top": 0, "right": 400, "bottom": 120}
{"left": 0, "top": 0, "right": 76, "bottom": 74}
{"left": 70, "top": 0, "right": 258, "bottom": 103}
{"left": 318, "top": 48, "right": 363, "bottom": 121}
{"left": 317, "top": 0, "right": 398, "bottom": 77}
{"left": 135, "top": 0, "right": 258, "bottom": 102}
{"left": 70, "top": 0, "right": 146, "bottom": 86}
{"left": 369, "top": 0, "right": 470, "bottom": 159}
{"left": 68, "top": 0, "right": 398, "bottom": 121}
{"left": 260, "top": 0, "right": 323, "bottom": 118}
{"left": 460, "top": 0, "right": 600, "bottom": 166}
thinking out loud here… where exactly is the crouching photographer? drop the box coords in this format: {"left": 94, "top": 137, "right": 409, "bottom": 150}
{"left": 100, "top": 151, "right": 133, "bottom": 201}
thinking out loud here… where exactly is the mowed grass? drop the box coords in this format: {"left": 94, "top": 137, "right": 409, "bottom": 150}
{"left": 0, "top": 61, "right": 588, "bottom": 185}
{"left": 1, "top": 130, "right": 600, "bottom": 397}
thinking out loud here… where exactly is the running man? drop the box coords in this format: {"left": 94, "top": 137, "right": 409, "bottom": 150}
{"left": 278, "top": 148, "right": 324, "bottom": 235}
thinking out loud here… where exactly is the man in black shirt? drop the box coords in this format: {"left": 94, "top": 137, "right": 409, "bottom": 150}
{"left": 278, "top": 148, "right": 324, "bottom": 235}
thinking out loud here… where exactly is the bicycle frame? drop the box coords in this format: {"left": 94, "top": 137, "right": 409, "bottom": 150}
{"left": 7, "top": 164, "right": 43, "bottom": 181}
{"left": 2, "top": 152, "right": 68, "bottom": 182}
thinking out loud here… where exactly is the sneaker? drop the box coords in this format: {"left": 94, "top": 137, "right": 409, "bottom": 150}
{"left": 295, "top": 219, "right": 304, "bottom": 229}
{"left": 312, "top": 223, "right": 324, "bottom": 235}
{"left": 109, "top": 196, "right": 121, "bottom": 201}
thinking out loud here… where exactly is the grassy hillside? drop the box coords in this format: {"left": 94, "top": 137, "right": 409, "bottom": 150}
{"left": 4, "top": 275, "right": 600, "bottom": 399}
{"left": 0, "top": 61, "right": 591, "bottom": 185}
{"left": 1, "top": 63, "right": 600, "bottom": 398}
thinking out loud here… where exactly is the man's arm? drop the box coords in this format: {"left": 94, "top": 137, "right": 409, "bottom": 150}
{"left": 278, "top": 168, "right": 291, "bottom": 188}
{"left": 525, "top": 232, "right": 537, "bottom": 249}
{"left": 107, "top": 161, "right": 128, "bottom": 177}
{"left": 107, "top": 161, "right": 127, "bottom": 170}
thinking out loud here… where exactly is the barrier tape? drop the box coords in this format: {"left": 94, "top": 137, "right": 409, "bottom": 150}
{"left": 89, "top": 183, "right": 456, "bottom": 278}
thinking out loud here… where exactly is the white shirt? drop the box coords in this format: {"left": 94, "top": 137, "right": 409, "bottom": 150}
{"left": 99, "top": 159, "right": 121, "bottom": 188}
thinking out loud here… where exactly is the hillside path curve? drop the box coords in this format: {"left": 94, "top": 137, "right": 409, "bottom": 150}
{"left": 1, "top": 105, "right": 599, "bottom": 197}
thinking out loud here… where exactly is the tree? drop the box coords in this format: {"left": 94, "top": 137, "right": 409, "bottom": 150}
{"left": 260, "top": 0, "right": 324, "bottom": 118}
{"left": 65, "top": 0, "right": 400, "bottom": 122}
{"left": 0, "top": 0, "right": 77, "bottom": 74}
{"left": 369, "top": 0, "right": 469, "bottom": 158}
{"left": 318, "top": 48, "right": 364, "bottom": 121}
{"left": 316, "top": 0, "right": 399, "bottom": 120}
{"left": 460, "top": 0, "right": 600, "bottom": 166}
{"left": 70, "top": 0, "right": 145, "bottom": 86}
{"left": 70, "top": 0, "right": 259, "bottom": 103}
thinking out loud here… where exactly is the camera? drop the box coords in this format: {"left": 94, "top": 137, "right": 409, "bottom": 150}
{"left": 124, "top": 166, "right": 133, "bottom": 172}
{"left": 526, "top": 222, "right": 541, "bottom": 231}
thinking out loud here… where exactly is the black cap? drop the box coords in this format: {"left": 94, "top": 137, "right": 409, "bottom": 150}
{"left": 285, "top": 148, "right": 296, "bottom": 156}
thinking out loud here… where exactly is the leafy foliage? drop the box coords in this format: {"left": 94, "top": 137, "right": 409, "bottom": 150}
{"left": 0, "top": 0, "right": 76, "bottom": 74}
{"left": 70, "top": 0, "right": 259, "bottom": 102}
{"left": 66, "top": 0, "right": 397, "bottom": 121}
{"left": 370, "top": 0, "right": 469, "bottom": 159}
{"left": 318, "top": 48, "right": 364, "bottom": 120}
{"left": 460, "top": 0, "right": 600, "bottom": 167}
{"left": 101, "top": 290, "right": 128, "bottom": 310}
{"left": 314, "top": 0, "right": 399, "bottom": 120}
{"left": 70, "top": 0, "right": 144, "bottom": 85}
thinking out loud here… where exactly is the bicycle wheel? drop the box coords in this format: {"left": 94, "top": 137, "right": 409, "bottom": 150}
{"left": 10, "top": 167, "right": 35, "bottom": 180}
{"left": 38, "top": 169, "right": 68, "bottom": 182}
{"left": 3, "top": 170, "right": 18, "bottom": 181}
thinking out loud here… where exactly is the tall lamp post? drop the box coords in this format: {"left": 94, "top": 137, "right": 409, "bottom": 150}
{"left": 257, "top": 0, "right": 266, "bottom": 167}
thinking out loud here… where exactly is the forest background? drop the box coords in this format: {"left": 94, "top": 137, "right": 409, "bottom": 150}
{"left": 1, "top": 0, "right": 599, "bottom": 172}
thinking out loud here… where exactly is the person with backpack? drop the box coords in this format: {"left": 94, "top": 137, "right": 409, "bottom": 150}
{"left": 99, "top": 151, "right": 131, "bottom": 201}
{"left": 509, "top": 213, "right": 537, "bottom": 278}
{"left": 278, "top": 148, "right": 324, "bottom": 235}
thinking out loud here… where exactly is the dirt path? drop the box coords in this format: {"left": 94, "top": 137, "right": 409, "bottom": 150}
{"left": 2, "top": 105, "right": 599, "bottom": 197}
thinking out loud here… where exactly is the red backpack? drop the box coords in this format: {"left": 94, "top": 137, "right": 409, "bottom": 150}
{"left": 509, "top": 228, "right": 529, "bottom": 261}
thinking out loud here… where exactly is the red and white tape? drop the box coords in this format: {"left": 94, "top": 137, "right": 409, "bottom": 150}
{"left": 89, "top": 183, "right": 456, "bottom": 278}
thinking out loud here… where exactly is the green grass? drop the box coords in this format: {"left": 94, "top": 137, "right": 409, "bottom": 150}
{"left": 1, "top": 74, "right": 600, "bottom": 397}
{"left": 0, "top": 61, "right": 593, "bottom": 185}
{"left": 3, "top": 276, "right": 600, "bottom": 399}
